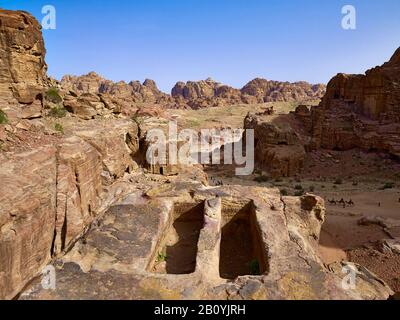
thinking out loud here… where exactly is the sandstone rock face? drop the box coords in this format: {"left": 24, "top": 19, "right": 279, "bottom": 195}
{"left": 0, "top": 8, "right": 395, "bottom": 301}
{"left": 171, "top": 78, "right": 243, "bottom": 109}
{"left": 60, "top": 73, "right": 176, "bottom": 117}
{"left": 241, "top": 78, "right": 326, "bottom": 103}
{"left": 245, "top": 113, "right": 306, "bottom": 178}
{"left": 0, "top": 147, "right": 57, "bottom": 300}
{"left": 54, "top": 137, "right": 103, "bottom": 255}
{"left": 0, "top": 118, "right": 140, "bottom": 299}
{"left": 61, "top": 74, "right": 326, "bottom": 112}
{"left": 61, "top": 72, "right": 171, "bottom": 106}
{"left": 171, "top": 78, "right": 325, "bottom": 109}
{"left": 0, "top": 10, "right": 47, "bottom": 121}
{"left": 18, "top": 182, "right": 393, "bottom": 300}
{"left": 71, "top": 120, "right": 140, "bottom": 185}
{"left": 171, "top": 78, "right": 229, "bottom": 100}
{"left": 310, "top": 47, "right": 400, "bottom": 157}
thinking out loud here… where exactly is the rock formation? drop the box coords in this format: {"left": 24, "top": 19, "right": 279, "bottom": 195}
{"left": 61, "top": 72, "right": 168, "bottom": 103}
{"left": 171, "top": 78, "right": 326, "bottom": 109}
{"left": 0, "top": 9, "right": 395, "bottom": 301}
{"left": 171, "top": 78, "right": 243, "bottom": 109}
{"left": 309, "top": 48, "right": 400, "bottom": 157}
{"left": 18, "top": 182, "right": 393, "bottom": 300}
{"left": 0, "top": 9, "right": 48, "bottom": 121}
{"left": 60, "top": 72, "right": 173, "bottom": 117}
{"left": 244, "top": 113, "right": 306, "bottom": 178}
{"left": 0, "top": 118, "right": 140, "bottom": 299}
{"left": 246, "top": 45, "right": 400, "bottom": 177}
{"left": 61, "top": 74, "right": 326, "bottom": 112}
{"left": 241, "top": 78, "right": 326, "bottom": 103}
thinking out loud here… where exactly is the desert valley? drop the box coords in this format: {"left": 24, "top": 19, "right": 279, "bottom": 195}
{"left": 0, "top": 8, "right": 400, "bottom": 300}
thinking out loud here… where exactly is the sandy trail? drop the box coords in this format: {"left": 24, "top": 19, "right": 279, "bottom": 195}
{"left": 318, "top": 189, "right": 400, "bottom": 265}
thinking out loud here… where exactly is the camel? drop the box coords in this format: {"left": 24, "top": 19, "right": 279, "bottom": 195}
{"left": 328, "top": 199, "right": 337, "bottom": 205}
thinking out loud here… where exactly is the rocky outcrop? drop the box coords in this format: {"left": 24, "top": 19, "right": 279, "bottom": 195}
{"left": 241, "top": 78, "right": 326, "bottom": 103}
{"left": 0, "top": 8, "right": 395, "bottom": 301}
{"left": 171, "top": 78, "right": 325, "bottom": 109}
{"left": 310, "top": 47, "right": 400, "bottom": 157}
{"left": 0, "top": 119, "right": 140, "bottom": 299}
{"left": 0, "top": 9, "right": 48, "bottom": 121}
{"left": 61, "top": 72, "right": 172, "bottom": 109}
{"left": 0, "top": 147, "right": 56, "bottom": 300}
{"left": 18, "top": 182, "right": 393, "bottom": 300}
{"left": 244, "top": 113, "right": 306, "bottom": 178}
{"left": 61, "top": 74, "right": 326, "bottom": 112}
{"left": 59, "top": 72, "right": 177, "bottom": 117}
{"left": 171, "top": 78, "right": 243, "bottom": 109}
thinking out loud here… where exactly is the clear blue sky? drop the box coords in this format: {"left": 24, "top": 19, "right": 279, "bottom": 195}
{"left": 1, "top": 0, "right": 399, "bottom": 92}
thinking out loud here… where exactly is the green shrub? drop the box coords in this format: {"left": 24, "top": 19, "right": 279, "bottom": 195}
{"left": 54, "top": 123, "right": 64, "bottom": 134}
{"left": 49, "top": 105, "right": 67, "bottom": 118}
{"left": 0, "top": 109, "right": 8, "bottom": 124}
{"left": 46, "top": 87, "right": 63, "bottom": 104}
{"left": 295, "top": 184, "right": 303, "bottom": 190}
{"left": 156, "top": 252, "right": 167, "bottom": 263}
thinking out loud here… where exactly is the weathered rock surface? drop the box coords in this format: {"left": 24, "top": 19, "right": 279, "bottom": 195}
{"left": 0, "top": 118, "right": 140, "bottom": 299}
{"left": 0, "top": 9, "right": 48, "bottom": 121}
{"left": 244, "top": 113, "right": 306, "bottom": 178}
{"left": 241, "top": 78, "right": 326, "bottom": 103}
{"left": 60, "top": 72, "right": 172, "bottom": 116}
{"left": 61, "top": 74, "right": 326, "bottom": 112}
{"left": 18, "top": 182, "right": 392, "bottom": 300}
{"left": 171, "top": 78, "right": 326, "bottom": 109}
{"left": 171, "top": 78, "right": 243, "bottom": 109}
{"left": 0, "top": 9, "right": 395, "bottom": 301}
{"left": 0, "top": 147, "right": 56, "bottom": 300}
{"left": 309, "top": 47, "right": 400, "bottom": 157}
